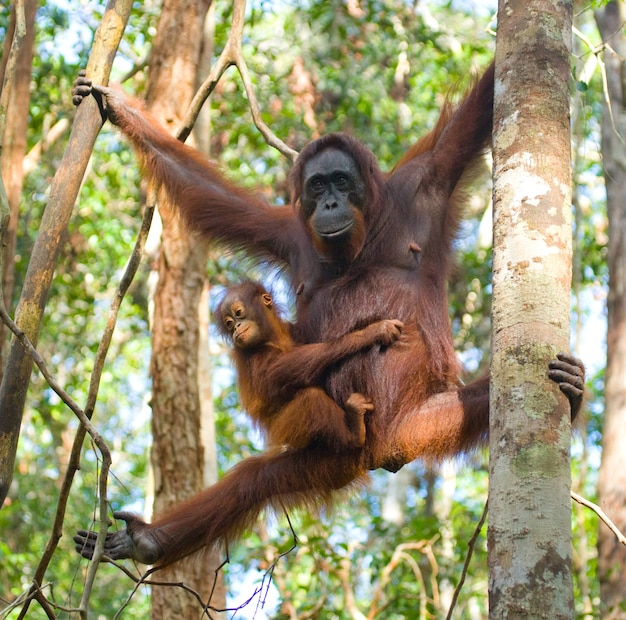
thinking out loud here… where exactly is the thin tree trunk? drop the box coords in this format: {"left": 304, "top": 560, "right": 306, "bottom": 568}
{"left": 198, "top": 280, "right": 226, "bottom": 615}
{"left": 594, "top": 3, "right": 626, "bottom": 617}
{"left": 0, "top": 0, "right": 133, "bottom": 506}
{"left": 0, "top": 0, "right": 37, "bottom": 382}
{"left": 194, "top": 6, "right": 226, "bottom": 611}
{"left": 488, "top": 0, "right": 574, "bottom": 617}
{"left": 142, "top": 0, "right": 215, "bottom": 617}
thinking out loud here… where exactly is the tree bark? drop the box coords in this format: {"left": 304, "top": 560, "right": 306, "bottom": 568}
{"left": 488, "top": 0, "right": 574, "bottom": 617}
{"left": 141, "top": 0, "right": 223, "bottom": 617}
{"left": 594, "top": 3, "right": 626, "bottom": 617}
{"left": 194, "top": 8, "right": 226, "bottom": 610}
{"left": 0, "top": 0, "right": 37, "bottom": 382}
{"left": 0, "top": 0, "right": 133, "bottom": 506}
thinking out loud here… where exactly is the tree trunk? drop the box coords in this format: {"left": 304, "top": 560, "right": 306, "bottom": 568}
{"left": 142, "top": 0, "right": 225, "bottom": 617}
{"left": 0, "top": 0, "right": 133, "bottom": 506}
{"left": 488, "top": 0, "right": 574, "bottom": 617}
{"left": 595, "top": 3, "right": 626, "bottom": 617}
{"left": 194, "top": 12, "right": 226, "bottom": 612}
{"left": 197, "top": 280, "right": 226, "bottom": 615}
{"left": 0, "top": 0, "right": 37, "bottom": 382}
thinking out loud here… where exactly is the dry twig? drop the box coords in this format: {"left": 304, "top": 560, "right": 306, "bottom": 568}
{"left": 445, "top": 498, "right": 488, "bottom": 620}
{"left": 572, "top": 490, "right": 626, "bottom": 547}
{"left": 177, "top": 0, "right": 298, "bottom": 161}
{"left": 367, "top": 538, "right": 440, "bottom": 619}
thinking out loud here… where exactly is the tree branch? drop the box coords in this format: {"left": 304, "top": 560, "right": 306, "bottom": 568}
{"left": 176, "top": 0, "right": 298, "bottom": 161}
{"left": 572, "top": 490, "right": 626, "bottom": 547}
{"left": 0, "top": 1, "right": 136, "bottom": 617}
{"left": 445, "top": 499, "right": 488, "bottom": 620}
{"left": 22, "top": 117, "right": 71, "bottom": 174}
{"left": 367, "top": 539, "right": 439, "bottom": 619}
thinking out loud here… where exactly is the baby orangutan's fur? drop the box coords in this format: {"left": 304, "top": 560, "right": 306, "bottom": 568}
{"left": 217, "top": 281, "right": 404, "bottom": 451}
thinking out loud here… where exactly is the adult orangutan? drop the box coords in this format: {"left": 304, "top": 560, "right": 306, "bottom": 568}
{"left": 72, "top": 63, "right": 585, "bottom": 566}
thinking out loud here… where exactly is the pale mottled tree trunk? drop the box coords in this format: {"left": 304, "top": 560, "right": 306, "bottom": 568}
{"left": 595, "top": 3, "right": 626, "bottom": 617}
{"left": 489, "top": 0, "right": 574, "bottom": 617}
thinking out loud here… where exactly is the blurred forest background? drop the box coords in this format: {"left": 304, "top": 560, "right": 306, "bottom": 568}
{"left": 0, "top": 0, "right": 622, "bottom": 618}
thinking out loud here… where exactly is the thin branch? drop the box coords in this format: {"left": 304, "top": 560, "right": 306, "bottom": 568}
{"left": 7, "top": 168, "right": 154, "bottom": 620}
{"left": 0, "top": 297, "right": 112, "bottom": 620}
{"left": 176, "top": 0, "right": 298, "bottom": 161}
{"left": 367, "top": 538, "right": 438, "bottom": 619}
{"left": 597, "top": 44, "right": 625, "bottom": 144}
{"left": 177, "top": 43, "right": 234, "bottom": 142}
{"left": 398, "top": 549, "right": 429, "bottom": 617}
{"left": 105, "top": 528, "right": 297, "bottom": 620}
{"left": 0, "top": 311, "right": 101, "bottom": 441}
{"left": 118, "top": 57, "right": 150, "bottom": 84}
{"left": 109, "top": 562, "right": 218, "bottom": 620}
{"left": 445, "top": 498, "right": 488, "bottom": 620}
{"left": 22, "top": 117, "right": 71, "bottom": 174}
{"left": 78, "top": 197, "right": 156, "bottom": 614}
{"left": 8, "top": 195, "right": 155, "bottom": 620}
{"left": 571, "top": 490, "right": 626, "bottom": 547}
{"left": 337, "top": 551, "right": 367, "bottom": 620}
{"left": 236, "top": 54, "right": 298, "bottom": 161}
{"left": 573, "top": 25, "right": 625, "bottom": 144}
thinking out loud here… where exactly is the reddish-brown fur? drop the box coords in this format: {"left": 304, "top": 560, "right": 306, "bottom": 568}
{"left": 216, "top": 281, "right": 403, "bottom": 451}
{"left": 72, "top": 62, "right": 584, "bottom": 567}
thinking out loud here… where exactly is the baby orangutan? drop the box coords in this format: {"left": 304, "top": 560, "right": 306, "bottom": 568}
{"left": 217, "top": 281, "right": 404, "bottom": 451}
